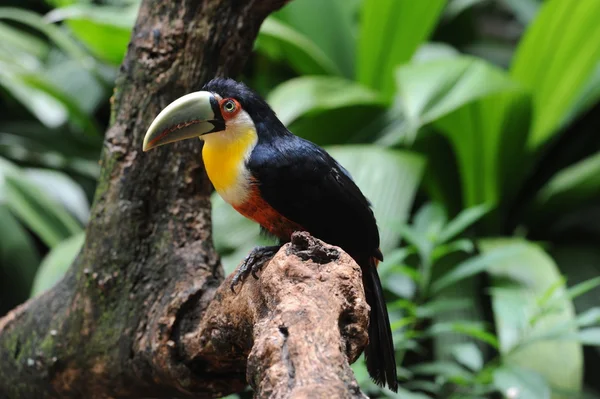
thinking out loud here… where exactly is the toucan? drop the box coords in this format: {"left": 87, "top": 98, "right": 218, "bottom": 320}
{"left": 143, "top": 78, "right": 398, "bottom": 392}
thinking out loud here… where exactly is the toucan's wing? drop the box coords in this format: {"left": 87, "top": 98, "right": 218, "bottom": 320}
{"left": 247, "top": 135, "right": 381, "bottom": 260}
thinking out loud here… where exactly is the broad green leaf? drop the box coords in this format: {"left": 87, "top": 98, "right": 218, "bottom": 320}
{"left": 30, "top": 232, "right": 84, "bottom": 296}
{"left": 267, "top": 76, "right": 383, "bottom": 126}
{"left": 386, "top": 56, "right": 522, "bottom": 147}
{"left": 0, "top": 7, "right": 93, "bottom": 67}
{"left": 535, "top": 152, "right": 600, "bottom": 215}
{"left": 410, "top": 361, "right": 473, "bottom": 381}
{"left": 394, "top": 388, "right": 434, "bottom": 399}
{"left": 573, "top": 328, "right": 600, "bottom": 346}
{"left": 437, "top": 204, "right": 490, "bottom": 244}
{"left": 481, "top": 238, "right": 583, "bottom": 399}
{"left": 272, "top": 0, "right": 357, "bottom": 78}
{"left": 0, "top": 204, "right": 40, "bottom": 297}
{"left": 212, "top": 146, "right": 424, "bottom": 271}
{"left": 0, "top": 158, "right": 82, "bottom": 248}
{"left": 565, "top": 62, "right": 600, "bottom": 124}
{"left": 432, "top": 244, "right": 526, "bottom": 293}
{"left": 510, "top": 0, "right": 600, "bottom": 147}
{"left": 435, "top": 89, "right": 531, "bottom": 210}
{"left": 17, "top": 72, "right": 101, "bottom": 135}
{"left": 443, "top": 0, "right": 487, "bottom": 20}
{"left": 24, "top": 168, "right": 90, "bottom": 224}
{"left": 392, "top": 56, "right": 531, "bottom": 210}
{"left": 428, "top": 321, "right": 499, "bottom": 348}
{"left": 357, "top": 0, "right": 447, "bottom": 100}
{"left": 452, "top": 342, "right": 483, "bottom": 371}
{"left": 46, "top": 3, "right": 138, "bottom": 65}
{"left": 0, "top": 21, "right": 48, "bottom": 58}
{"left": 256, "top": 18, "right": 342, "bottom": 76}
{"left": 501, "top": 0, "right": 540, "bottom": 24}
{"left": 493, "top": 365, "right": 551, "bottom": 399}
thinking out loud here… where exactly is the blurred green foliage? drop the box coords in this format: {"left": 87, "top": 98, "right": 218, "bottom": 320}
{"left": 1, "top": 0, "right": 600, "bottom": 398}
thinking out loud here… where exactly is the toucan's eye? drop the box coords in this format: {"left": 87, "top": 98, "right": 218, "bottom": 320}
{"left": 223, "top": 99, "right": 236, "bottom": 113}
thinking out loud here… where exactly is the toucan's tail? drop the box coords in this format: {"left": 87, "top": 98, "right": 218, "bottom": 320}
{"left": 362, "top": 257, "right": 398, "bottom": 392}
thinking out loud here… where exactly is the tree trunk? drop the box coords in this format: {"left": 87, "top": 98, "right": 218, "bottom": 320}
{"left": 0, "top": 1, "right": 371, "bottom": 398}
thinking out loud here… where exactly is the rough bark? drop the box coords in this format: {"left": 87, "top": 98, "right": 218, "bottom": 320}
{"left": 186, "top": 232, "right": 369, "bottom": 399}
{"left": 0, "top": 1, "right": 371, "bottom": 398}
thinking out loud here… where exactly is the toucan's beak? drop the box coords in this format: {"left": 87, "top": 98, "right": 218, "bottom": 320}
{"left": 142, "top": 91, "right": 225, "bottom": 152}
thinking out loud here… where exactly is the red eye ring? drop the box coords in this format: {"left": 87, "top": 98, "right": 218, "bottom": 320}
{"left": 219, "top": 98, "right": 241, "bottom": 120}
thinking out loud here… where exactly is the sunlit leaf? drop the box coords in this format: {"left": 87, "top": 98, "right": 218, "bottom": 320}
{"left": 24, "top": 168, "right": 90, "bottom": 223}
{"left": 0, "top": 158, "right": 82, "bottom": 248}
{"left": 535, "top": 152, "right": 600, "bottom": 215}
{"left": 256, "top": 18, "right": 342, "bottom": 76}
{"left": 0, "top": 204, "right": 40, "bottom": 296}
{"left": 501, "top": 0, "right": 540, "bottom": 24}
{"left": 30, "top": 232, "right": 84, "bottom": 296}
{"left": 481, "top": 238, "right": 583, "bottom": 398}
{"left": 510, "top": 0, "right": 600, "bottom": 147}
{"left": 271, "top": 0, "right": 357, "bottom": 78}
{"left": 357, "top": 0, "right": 447, "bottom": 100}
{"left": 437, "top": 204, "right": 490, "bottom": 244}
{"left": 452, "top": 342, "right": 483, "bottom": 371}
{"left": 493, "top": 365, "right": 550, "bottom": 399}
{"left": 47, "top": 3, "right": 138, "bottom": 65}
{"left": 432, "top": 244, "right": 526, "bottom": 293}
{"left": 267, "top": 76, "right": 383, "bottom": 126}
{"left": 0, "top": 7, "right": 93, "bottom": 67}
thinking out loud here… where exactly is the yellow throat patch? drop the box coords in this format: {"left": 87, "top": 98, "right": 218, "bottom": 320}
{"left": 201, "top": 128, "right": 258, "bottom": 204}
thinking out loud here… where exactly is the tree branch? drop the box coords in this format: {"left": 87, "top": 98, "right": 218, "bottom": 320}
{"left": 185, "top": 232, "right": 369, "bottom": 399}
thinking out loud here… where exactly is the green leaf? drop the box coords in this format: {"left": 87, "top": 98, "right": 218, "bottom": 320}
{"left": 357, "top": 0, "right": 447, "bottom": 100}
{"left": 30, "top": 232, "right": 84, "bottom": 297}
{"left": 428, "top": 321, "right": 499, "bottom": 348}
{"left": 267, "top": 76, "right": 383, "bottom": 126}
{"left": 501, "top": 0, "right": 540, "bottom": 24}
{"left": 568, "top": 277, "right": 600, "bottom": 301}
{"left": 535, "top": 152, "right": 600, "bottom": 215}
{"left": 432, "top": 244, "right": 526, "bottom": 293}
{"left": 47, "top": 3, "right": 138, "bottom": 65}
{"left": 510, "top": 0, "right": 600, "bottom": 147}
{"left": 24, "top": 168, "right": 90, "bottom": 223}
{"left": 0, "top": 71, "right": 68, "bottom": 128}
{"left": 452, "top": 342, "right": 483, "bottom": 371}
{"left": 573, "top": 328, "right": 600, "bottom": 346}
{"left": 481, "top": 238, "right": 583, "bottom": 398}
{"left": 565, "top": 62, "right": 600, "bottom": 124}
{"left": 493, "top": 365, "right": 551, "bottom": 399}
{"left": 0, "top": 7, "right": 93, "bottom": 67}
{"left": 0, "top": 204, "right": 40, "bottom": 296}
{"left": 0, "top": 21, "right": 49, "bottom": 58}
{"left": 444, "top": 0, "right": 488, "bottom": 20}
{"left": 256, "top": 18, "right": 342, "bottom": 76}
{"left": 410, "top": 360, "right": 473, "bottom": 380}
{"left": 395, "top": 388, "right": 434, "bottom": 399}
{"left": 396, "top": 56, "right": 519, "bottom": 135}
{"left": 437, "top": 204, "right": 490, "bottom": 244}
{"left": 271, "top": 0, "right": 356, "bottom": 78}
{"left": 0, "top": 158, "right": 82, "bottom": 248}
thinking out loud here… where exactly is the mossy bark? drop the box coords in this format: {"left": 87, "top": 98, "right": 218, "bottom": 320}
{"left": 0, "top": 0, "right": 289, "bottom": 397}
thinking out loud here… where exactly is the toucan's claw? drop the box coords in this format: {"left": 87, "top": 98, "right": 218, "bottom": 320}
{"left": 230, "top": 245, "right": 281, "bottom": 292}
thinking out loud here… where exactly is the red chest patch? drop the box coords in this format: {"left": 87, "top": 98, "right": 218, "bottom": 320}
{"left": 233, "top": 186, "right": 303, "bottom": 240}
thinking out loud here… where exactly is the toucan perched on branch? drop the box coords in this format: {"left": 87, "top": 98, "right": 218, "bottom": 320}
{"left": 143, "top": 78, "right": 398, "bottom": 392}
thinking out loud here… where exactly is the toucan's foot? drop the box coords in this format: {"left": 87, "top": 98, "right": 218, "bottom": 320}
{"left": 230, "top": 245, "right": 281, "bottom": 292}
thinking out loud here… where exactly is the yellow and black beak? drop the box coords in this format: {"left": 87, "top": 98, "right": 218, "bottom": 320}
{"left": 142, "top": 91, "right": 225, "bottom": 152}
